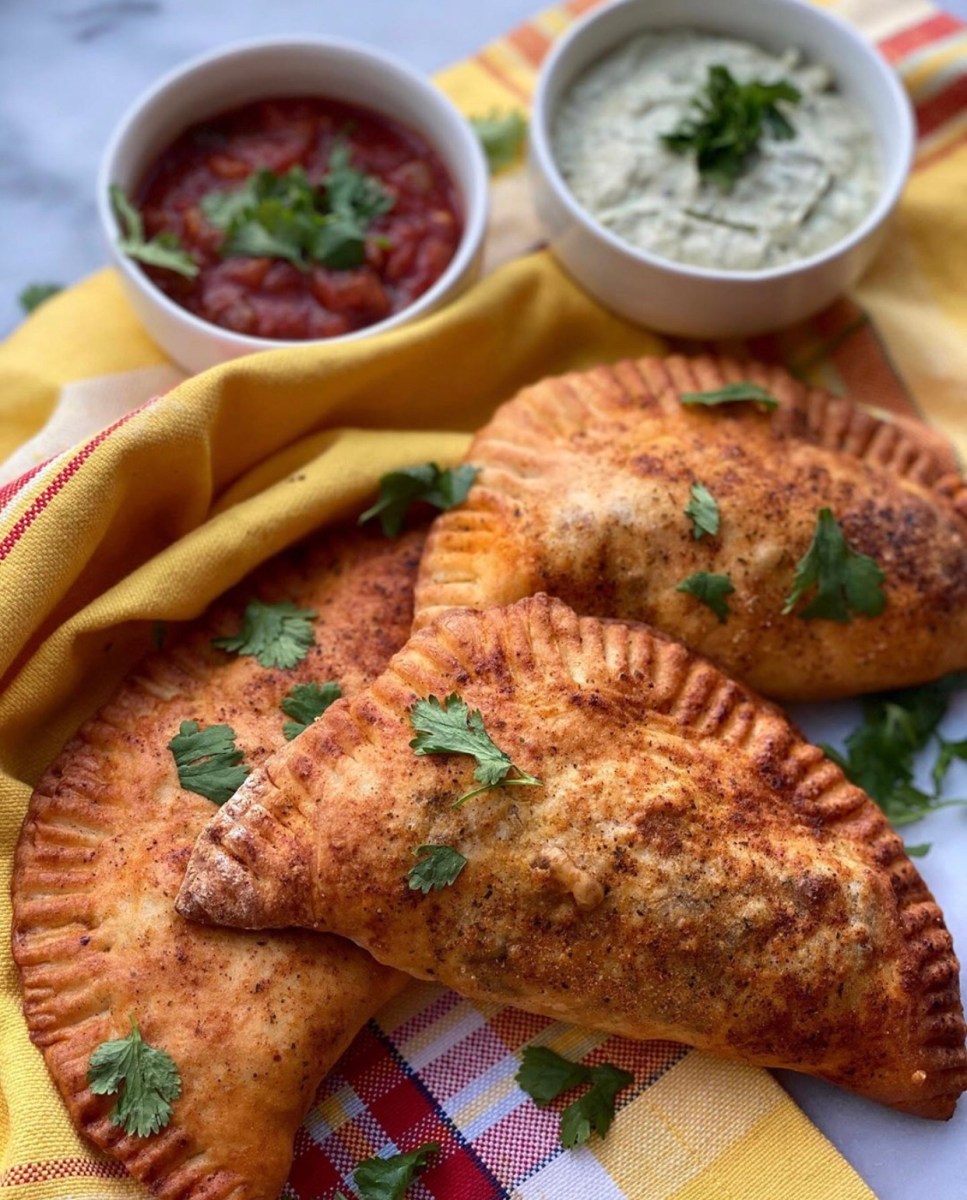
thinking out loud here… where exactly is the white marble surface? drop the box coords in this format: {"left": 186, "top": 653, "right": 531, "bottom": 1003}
{"left": 2, "top": 3, "right": 967, "bottom": 1199}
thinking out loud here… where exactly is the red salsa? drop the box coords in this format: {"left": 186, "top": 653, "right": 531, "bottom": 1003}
{"left": 133, "top": 97, "right": 463, "bottom": 339}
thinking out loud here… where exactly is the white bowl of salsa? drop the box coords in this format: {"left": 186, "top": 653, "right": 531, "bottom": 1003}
{"left": 528, "top": 0, "right": 915, "bottom": 338}
{"left": 97, "top": 36, "right": 489, "bottom": 373}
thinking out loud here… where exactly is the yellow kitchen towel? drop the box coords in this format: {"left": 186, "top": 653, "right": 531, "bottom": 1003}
{"left": 2, "top": 0, "right": 966, "bottom": 1197}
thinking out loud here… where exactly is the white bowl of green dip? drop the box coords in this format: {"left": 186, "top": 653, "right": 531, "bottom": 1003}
{"left": 529, "top": 0, "right": 914, "bottom": 338}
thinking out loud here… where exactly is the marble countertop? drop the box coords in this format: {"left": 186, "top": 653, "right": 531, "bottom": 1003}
{"left": 2, "top": 3, "right": 967, "bottom": 1199}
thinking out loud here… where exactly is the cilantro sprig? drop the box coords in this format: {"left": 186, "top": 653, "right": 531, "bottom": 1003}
{"left": 168, "top": 720, "right": 249, "bottom": 805}
{"left": 469, "top": 111, "right": 527, "bottom": 173}
{"left": 335, "top": 1142, "right": 439, "bottom": 1200}
{"left": 679, "top": 381, "right": 779, "bottom": 411}
{"left": 110, "top": 184, "right": 199, "bottom": 278}
{"left": 783, "top": 508, "right": 885, "bottom": 622}
{"left": 684, "top": 481, "right": 719, "bottom": 540}
{"left": 19, "top": 282, "right": 62, "bottom": 313}
{"left": 281, "top": 680, "right": 341, "bottom": 740}
{"left": 88, "top": 1018, "right": 181, "bottom": 1138}
{"left": 407, "top": 844, "right": 468, "bottom": 893}
{"left": 516, "top": 1046, "right": 634, "bottom": 1149}
{"left": 201, "top": 145, "right": 393, "bottom": 271}
{"left": 662, "top": 64, "right": 802, "bottom": 191}
{"left": 822, "top": 675, "right": 967, "bottom": 839}
{"left": 359, "top": 462, "right": 478, "bottom": 538}
{"left": 409, "top": 693, "right": 541, "bottom": 807}
{"left": 212, "top": 599, "right": 317, "bottom": 669}
{"left": 676, "top": 571, "right": 734, "bottom": 623}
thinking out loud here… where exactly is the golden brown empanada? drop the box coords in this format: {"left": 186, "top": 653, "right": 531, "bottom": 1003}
{"left": 12, "top": 524, "right": 423, "bottom": 1200}
{"left": 177, "top": 594, "right": 967, "bottom": 1119}
{"left": 413, "top": 354, "right": 967, "bottom": 700}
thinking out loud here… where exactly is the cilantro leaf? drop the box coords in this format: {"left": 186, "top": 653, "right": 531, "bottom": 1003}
{"left": 200, "top": 149, "right": 392, "bottom": 272}
{"left": 407, "top": 844, "right": 468, "bottom": 893}
{"left": 904, "top": 843, "right": 931, "bottom": 858}
{"left": 684, "top": 481, "right": 719, "bottom": 539}
{"left": 679, "top": 381, "right": 779, "bottom": 411}
{"left": 409, "top": 693, "right": 541, "bottom": 807}
{"left": 515, "top": 1045, "right": 590, "bottom": 1105}
{"left": 515, "top": 1046, "right": 633, "bottom": 1150}
{"left": 821, "top": 675, "right": 967, "bottom": 828}
{"left": 281, "top": 680, "right": 342, "bottom": 740}
{"left": 662, "top": 64, "right": 801, "bottom": 190}
{"left": 934, "top": 736, "right": 967, "bottom": 794}
{"left": 469, "top": 111, "right": 527, "bottom": 173}
{"left": 349, "top": 1142, "right": 439, "bottom": 1200}
{"left": 88, "top": 1017, "right": 181, "bottom": 1138}
{"left": 167, "top": 720, "right": 249, "bottom": 805}
{"left": 676, "top": 571, "right": 734, "bottom": 623}
{"left": 359, "top": 462, "right": 478, "bottom": 538}
{"left": 560, "top": 1064, "right": 634, "bottom": 1149}
{"left": 111, "top": 184, "right": 199, "bottom": 278}
{"left": 212, "top": 599, "right": 316, "bottom": 669}
{"left": 19, "top": 283, "right": 62, "bottom": 313}
{"left": 783, "top": 508, "right": 885, "bottom": 622}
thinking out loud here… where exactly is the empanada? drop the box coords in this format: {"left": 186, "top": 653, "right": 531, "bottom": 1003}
{"left": 177, "top": 594, "right": 967, "bottom": 1119}
{"left": 412, "top": 354, "right": 967, "bottom": 700}
{"left": 12, "top": 525, "right": 423, "bottom": 1200}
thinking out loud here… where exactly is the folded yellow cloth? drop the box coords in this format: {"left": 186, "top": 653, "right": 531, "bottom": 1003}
{"left": 2, "top": 1, "right": 966, "bottom": 1197}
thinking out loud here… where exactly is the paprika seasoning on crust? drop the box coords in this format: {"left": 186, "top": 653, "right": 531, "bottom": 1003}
{"left": 125, "top": 96, "right": 463, "bottom": 340}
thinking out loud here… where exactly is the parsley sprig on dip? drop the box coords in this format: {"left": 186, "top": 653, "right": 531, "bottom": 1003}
{"left": 663, "top": 64, "right": 802, "bottom": 191}
{"left": 201, "top": 146, "right": 393, "bottom": 271}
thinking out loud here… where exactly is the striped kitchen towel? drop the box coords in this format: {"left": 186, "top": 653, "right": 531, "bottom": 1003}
{"left": 2, "top": 2, "right": 966, "bottom": 1199}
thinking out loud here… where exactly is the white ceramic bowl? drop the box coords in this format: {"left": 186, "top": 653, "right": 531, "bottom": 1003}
{"left": 97, "top": 37, "right": 489, "bottom": 373}
{"left": 529, "top": 0, "right": 914, "bottom": 338}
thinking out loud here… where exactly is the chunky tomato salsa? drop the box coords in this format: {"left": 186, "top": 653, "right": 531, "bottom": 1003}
{"left": 129, "top": 97, "right": 463, "bottom": 340}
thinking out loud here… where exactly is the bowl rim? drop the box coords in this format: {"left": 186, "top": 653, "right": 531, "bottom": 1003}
{"left": 529, "top": 0, "right": 915, "bottom": 284}
{"left": 96, "top": 33, "right": 490, "bottom": 352}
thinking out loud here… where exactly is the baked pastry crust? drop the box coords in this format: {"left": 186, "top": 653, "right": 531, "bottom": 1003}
{"left": 412, "top": 354, "right": 967, "bottom": 700}
{"left": 178, "top": 594, "right": 967, "bottom": 1119}
{"left": 12, "top": 525, "right": 422, "bottom": 1200}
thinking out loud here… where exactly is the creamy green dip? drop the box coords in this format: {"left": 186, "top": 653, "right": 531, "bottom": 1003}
{"left": 552, "top": 31, "right": 882, "bottom": 272}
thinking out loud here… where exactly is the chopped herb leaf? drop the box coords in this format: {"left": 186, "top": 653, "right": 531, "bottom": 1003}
{"left": 515, "top": 1045, "right": 590, "bottom": 1105}
{"left": 684, "top": 481, "right": 719, "bottom": 540}
{"left": 212, "top": 599, "right": 316, "bottom": 669}
{"left": 200, "top": 148, "right": 393, "bottom": 271}
{"left": 409, "top": 693, "right": 542, "bottom": 807}
{"left": 407, "top": 844, "right": 468, "bottom": 893}
{"left": 679, "top": 381, "right": 779, "bottom": 411}
{"left": 820, "top": 675, "right": 967, "bottom": 827}
{"left": 662, "top": 64, "right": 801, "bottom": 191}
{"left": 19, "top": 283, "right": 62, "bottom": 313}
{"left": 349, "top": 1142, "right": 439, "bottom": 1200}
{"left": 281, "top": 680, "right": 341, "bottom": 740}
{"left": 88, "top": 1017, "right": 181, "bottom": 1138}
{"left": 676, "top": 571, "right": 734, "bottom": 623}
{"left": 358, "top": 462, "right": 478, "bottom": 538}
{"left": 469, "top": 111, "right": 527, "bottom": 173}
{"left": 516, "top": 1045, "right": 634, "bottom": 1149}
{"left": 904, "top": 843, "right": 931, "bottom": 858}
{"left": 934, "top": 736, "right": 967, "bottom": 794}
{"left": 111, "top": 184, "right": 199, "bottom": 278}
{"left": 783, "top": 508, "right": 885, "bottom": 622}
{"left": 167, "top": 720, "right": 249, "bottom": 805}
